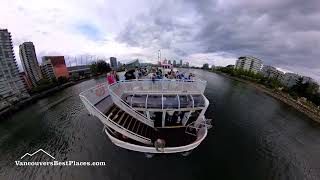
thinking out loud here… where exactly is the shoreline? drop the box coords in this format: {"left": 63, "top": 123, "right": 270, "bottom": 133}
{"left": 0, "top": 76, "right": 98, "bottom": 119}
{"left": 0, "top": 82, "right": 75, "bottom": 119}
{"left": 214, "top": 71, "right": 320, "bottom": 123}
{"left": 0, "top": 73, "right": 110, "bottom": 119}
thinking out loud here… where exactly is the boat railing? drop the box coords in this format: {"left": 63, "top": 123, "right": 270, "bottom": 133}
{"left": 108, "top": 82, "right": 155, "bottom": 127}
{"left": 185, "top": 116, "right": 212, "bottom": 136}
{"left": 79, "top": 82, "right": 110, "bottom": 106}
{"left": 112, "top": 79, "right": 207, "bottom": 94}
{"left": 79, "top": 93, "right": 152, "bottom": 144}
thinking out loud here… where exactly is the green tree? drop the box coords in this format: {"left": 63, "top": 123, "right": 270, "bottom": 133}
{"left": 32, "top": 79, "right": 54, "bottom": 93}
{"left": 57, "top": 76, "right": 68, "bottom": 84}
{"left": 51, "top": 77, "right": 58, "bottom": 84}
{"left": 97, "top": 60, "right": 111, "bottom": 73}
{"left": 90, "top": 62, "right": 98, "bottom": 75}
{"left": 202, "top": 63, "right": 209, "bottom": 70}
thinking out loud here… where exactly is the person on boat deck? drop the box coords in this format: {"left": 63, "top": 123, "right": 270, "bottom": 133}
{"left": 156, "top": 69, "right": 161, "bottom": 79}
{"left": 188, "top": 73, "right": 195, "bottom": 80}
{"left": 176, "top": 71, "right": 180, "bottom": 79}
{"left": 138, "top": 68, "right": 143, "bottom": 77}
{"left": 151, "top": 73, "right": 156, "bottom": 83}
{"left": 112, "top": 70, "right": 119, "bottom": 82}
{"left": 119, "top": 72, "right": 125, "bottom": 81}
{"left": 166, "top": 111, "right": 175, "bottom": 124}
{"left": 107, "top": 73, "right": 115, "bottom": 85}
{"left": 134, "top": 68, "right": 139, "bottom": 79}
{"left": 124, "top": 69, "right": 136, "bottom": 80}
{"left": 171, "top": 112, "right": 179, "bottom": 124}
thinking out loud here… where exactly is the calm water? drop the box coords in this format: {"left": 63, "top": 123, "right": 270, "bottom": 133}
{"left": 0, "top": 70, "right": 320, "bottom": 180}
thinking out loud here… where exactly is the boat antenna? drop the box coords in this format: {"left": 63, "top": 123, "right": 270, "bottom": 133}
{"left": 158, "top": 49, "right": 161, "bottom": 64}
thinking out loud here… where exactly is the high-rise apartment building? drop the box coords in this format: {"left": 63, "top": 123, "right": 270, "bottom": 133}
{"left": 280, "top": 73, "right": 300, "bottom": 87}
{"left": 235, "top": 56, "right": 262, "bottom": 73}
{"left": 19, "top": 72, "right": 32, "bottom": 91}
{"left": 261, "top": 65, "right": 284, "bottom": 80}
{"left": 173, "top": 60, "right": 176, "bottom": 67}
{"left": 19, "top": 42, "right": 42, "bottom": 86}
{"left": 110, "top": 57, "right": 117, "bottom": 69}
{"left": 40, "top": 60, "right": 55, "bottom": 80}
{"left": 0, "top": 29, "right": 29, "bottom": 108}
{"left": 42, "top": 56, "right": 69, "bottom": 79}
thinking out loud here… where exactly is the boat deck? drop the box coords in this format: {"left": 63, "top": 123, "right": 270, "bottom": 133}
{"left": 156, "top": 127, "right": 197, "bottom": 147}
{"left": 107, "top": 125, "right": 197, "bottom": 147}
{"left": 104, "top": 104, "right": 197, "bottom": 147}
{"left": 94, "top": 95, "right": 113, "bottom": 114}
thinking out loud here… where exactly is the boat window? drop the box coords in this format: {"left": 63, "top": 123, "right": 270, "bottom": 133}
{"left": 150, "top": 111, "right": 163, "bottom": 127}
{"left": 163, "top": 95, "right": 179, "bottom": 109}
{"left": 138, "top": 111, "right": 147, "bottom": 117}
{"left": 179, "top": 94, "right": 193, "bottom": 108}
{"left": 192, "top": 95, "right": 205, "bottom": 107}
{"left": 147, "top": 95, "right": 162, "bottom": 108}
{"left": 165, "top": 111, "right": 182, "bottom": 126}
{"left": 123, "top": 94, "right": 132, "bottom": 104}
{"left": 131, "top": 95, "right": 147, "bottom": 108}
{"left": 186, "top": 110, "right": 202, "bottom": 125}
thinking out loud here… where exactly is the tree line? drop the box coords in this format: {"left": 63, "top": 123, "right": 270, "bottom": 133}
{"left": 215, "top": 67, "right": 320, "bottom": 106}
{"left": 89, "top": 60, "right": 111, "bottom": 75}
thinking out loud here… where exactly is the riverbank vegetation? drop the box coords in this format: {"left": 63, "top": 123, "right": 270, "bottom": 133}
{"left": 214, "top": 67, "right": 320, "bottom": 107}
{"left": 90, "top": 60, "right": 112, "bottom": 76}
{"left": 31, "top": 77, "right": 68, "bottom": 94}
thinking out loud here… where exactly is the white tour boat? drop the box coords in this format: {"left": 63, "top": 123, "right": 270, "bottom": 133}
{"left": 79, "top": 78, "right": 212, "bottom": 156}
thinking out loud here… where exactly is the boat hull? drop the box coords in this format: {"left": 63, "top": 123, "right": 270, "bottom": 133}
{"left": 104, "top": 127, "right": 207, "bottom": 154}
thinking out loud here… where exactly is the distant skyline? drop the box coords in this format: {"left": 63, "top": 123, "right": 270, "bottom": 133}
{"left": 0, "top": 0, "right": 319, "bottom": 82}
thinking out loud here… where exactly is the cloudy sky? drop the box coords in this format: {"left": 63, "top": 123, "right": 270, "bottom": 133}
{"left": 0, "top": 0, "right": 319, "bottom": 81}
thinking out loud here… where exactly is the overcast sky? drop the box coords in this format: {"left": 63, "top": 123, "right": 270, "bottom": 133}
{"left": 0, "top": 0, "right": 319, "bottom": 82}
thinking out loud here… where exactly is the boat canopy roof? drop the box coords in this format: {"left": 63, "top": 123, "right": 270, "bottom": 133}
{"left": 123, "top": 94, "right": 205, "bottom": 109}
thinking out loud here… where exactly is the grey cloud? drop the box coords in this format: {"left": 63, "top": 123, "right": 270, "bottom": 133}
{"left": 116, "top": 0, "right": 320, "bottom": 81}
{"left": 116, "top": 0, "right": 199, "bottom": 55}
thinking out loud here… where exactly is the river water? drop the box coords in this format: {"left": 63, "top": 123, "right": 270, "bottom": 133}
{"left": 0, "top": 70, "right": 319, "bottom": 180}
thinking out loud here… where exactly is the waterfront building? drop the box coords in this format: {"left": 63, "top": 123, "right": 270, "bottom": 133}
{"left": 67, "top": 65, "right": 91, "bottom": 79}
{"left": 202, "top": 63, "right": 209, "bottom": 69}
{"left": 179, "top": 59, "right": 183, "bottom": 66}
{"left": 40, "top": 60, "right": 55, "bottom": 80}
{"left": 19, "top": 42, "right": 42, "bottom": 86}
{"left": 19, "top": 72, "right": 32, "bottom": 91}
{"left": 261, "top": 65, "right": 285, "bottom": 80}
{"left": 281, "top": 73, "right": 300, "bottom": 87}
{"left": 186, "top": 62, "right": 189, "bottom": 68}
{"left": 125, "top": 59, "right": 140, "bottom": 69}
{"left": 168, "top": 60, "right": 171, "bottom": 65}
{"left": 42, "top": 56, "right": 69, "bottom": 79}
{"left": 110, "top": 57, "right": 117, "bottom": 70}
{"left": 173, "top": 60, "right": 176, "bottom": 67}
{"left": 0, "top": 29, "right": 29, "bottom": 108}
{"left": 235, "top": 56, "right": 262, "bottom": 73}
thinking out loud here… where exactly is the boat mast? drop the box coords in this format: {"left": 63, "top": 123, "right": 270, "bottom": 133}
{"left": 158, "top": 49, "right": 161, "bottom": 64}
